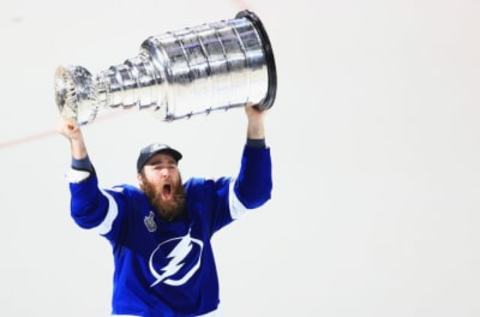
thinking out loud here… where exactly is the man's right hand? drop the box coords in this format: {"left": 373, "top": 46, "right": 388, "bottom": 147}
{"left": 58, "top": 119, "right": 84, "bottom": 141}
{"left": 57, "top": 119, "right": 88, "bottom": 159}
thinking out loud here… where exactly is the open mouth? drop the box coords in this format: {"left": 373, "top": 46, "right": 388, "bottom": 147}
{"left": 161, "top": 184, "right": 173, "bottom": 200}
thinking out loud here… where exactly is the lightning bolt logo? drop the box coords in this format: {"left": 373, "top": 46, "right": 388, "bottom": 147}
{"left": 149, "top": 229, "right": 204, "bottom": 287}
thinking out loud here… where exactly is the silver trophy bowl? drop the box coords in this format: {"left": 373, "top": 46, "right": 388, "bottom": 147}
{"left": 55, "top": 10, "right": 277, "bottom": 125}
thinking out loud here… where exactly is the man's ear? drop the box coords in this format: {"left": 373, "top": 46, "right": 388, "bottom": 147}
{"left": 137, "top": 173, "right": 144, "bottom": 186}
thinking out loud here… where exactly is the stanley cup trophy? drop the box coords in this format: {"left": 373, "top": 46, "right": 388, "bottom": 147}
{"left": 54, "top": 10, "right": 277, "bottom": 125}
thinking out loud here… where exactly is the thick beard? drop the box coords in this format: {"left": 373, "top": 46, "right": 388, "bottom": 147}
{"left": 140, "top": 175, "right": 186, "bottom": 221}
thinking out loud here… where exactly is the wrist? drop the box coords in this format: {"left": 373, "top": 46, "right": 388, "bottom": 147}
{"left": 247, "top": 121, "right": 265, "bottom": 139}
{"left": 70, "top": 138, "right": 88, "bottom": 160}
{"left": 72, "top": 155, "right": 94, "bottom": 173}
{"left": 247, "top": 138, "right": 266, "bottom": 148}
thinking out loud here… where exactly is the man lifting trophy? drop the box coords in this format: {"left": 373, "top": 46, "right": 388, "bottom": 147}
{"left": 58, "top": 10, "right": 276, "bottom": 317}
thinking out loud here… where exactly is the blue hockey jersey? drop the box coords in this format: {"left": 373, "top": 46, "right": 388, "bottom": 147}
{"left": 68, "top": 145, "right": 272, "bottom": 317}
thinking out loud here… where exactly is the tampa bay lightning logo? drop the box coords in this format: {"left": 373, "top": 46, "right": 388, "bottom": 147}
{"left": 148, "top": 229, "right": 204, "bottom": 287}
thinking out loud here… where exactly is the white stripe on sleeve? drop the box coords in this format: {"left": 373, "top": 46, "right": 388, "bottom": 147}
{"left": 66, "top": 168, "right": 91, "bottom": 183}
{"left": 93, "top": 189, "right": 119, "bottom": 235}
{"left": 228, "top": 178, "right": 250, "bottom": 220}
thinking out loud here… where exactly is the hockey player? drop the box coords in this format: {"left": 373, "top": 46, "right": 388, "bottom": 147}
{"left": 58, "top": 106, "right": 272, "bottom": 317}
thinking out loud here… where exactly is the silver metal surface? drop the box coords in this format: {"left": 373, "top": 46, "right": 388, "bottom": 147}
{"left": 54, "top": 10, "right": 276, "bottom": 125}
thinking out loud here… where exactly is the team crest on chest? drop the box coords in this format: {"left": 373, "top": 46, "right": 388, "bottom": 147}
{"left": 149, "top": 228, "right": 204, "bottom": 287}
{"left": 144, "top": 211, "right": 157, "bottom": 232}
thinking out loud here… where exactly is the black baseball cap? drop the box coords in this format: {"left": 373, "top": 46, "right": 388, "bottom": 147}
{"left": 136, "top": 143, "right": 182, "bottom": 172}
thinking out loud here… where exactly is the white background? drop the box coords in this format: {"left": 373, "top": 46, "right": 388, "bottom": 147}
{"left": 0, "top": 0, "right": 479, "bottom": 316}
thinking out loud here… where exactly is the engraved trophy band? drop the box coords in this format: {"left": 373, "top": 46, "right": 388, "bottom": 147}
{"left": 54, "top": 10, "right": 277, "bottom": 125}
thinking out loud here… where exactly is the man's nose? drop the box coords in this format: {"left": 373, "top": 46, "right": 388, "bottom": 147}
{"left": 159, "top": 168, "right": 170, "bottom": 177}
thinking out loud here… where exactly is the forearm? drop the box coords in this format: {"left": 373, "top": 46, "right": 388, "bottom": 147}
{"left": 59, "top": 119, "right": 109, "bottom": 229}
{"left": 72, "top": 155, "right": 94, "bottom": 173}
{"left": 234, "top": 145, "right": 272, "bottom": 209}
{"left": 247, "top": 119, "right": 265, "bottom": 140}
{"left": 68, "top": 138, "right": 94, "bottom": 178}
{"left": 65, "top": 136, "right": 94, "bottom": 184}
{"left": 69, "top": 173, "right": 109, "bottom": 229}
{"left": 70, "top": 138, "right": 88, "bottom": 160}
